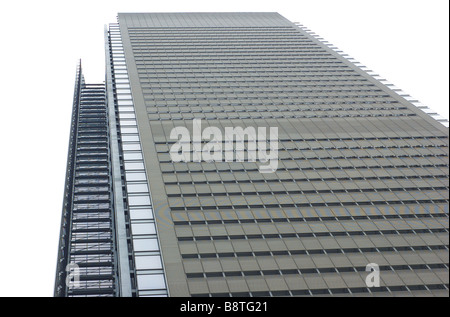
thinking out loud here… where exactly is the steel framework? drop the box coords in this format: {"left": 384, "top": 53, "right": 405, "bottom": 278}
{"left": 54, "top": 64, "right": 118, "bottom": 297}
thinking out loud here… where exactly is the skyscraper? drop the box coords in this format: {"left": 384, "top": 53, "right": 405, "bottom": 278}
{"left": 55, "top": 12, "right": 449, "bottom": 297}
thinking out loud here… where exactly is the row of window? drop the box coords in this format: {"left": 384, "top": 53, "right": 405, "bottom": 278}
{"left": 148, "top": 106, "right": 407, "bottom": 114}
{"left": 143, "top": 95, "right": 394, "bottom": 102}
{"left": 138, "top": 65, "right": 368, "bottom": 72}
{"left": 158, "top": 154, "right": 447, "bottom": 164}
{"left": 140, "top": 82, "right": 378, "bottom": 90}
{"left": 129, "top": 32, "right": 311, "bottom": 37}
{"left": 130, "top": 36, "right": 318, "bottom": 41}
{"left": 133, "top": 48, "right": 333, "bottom": 55}
{"left": 129, "top": 36, "right": 318, "bottom": 41}
{"left": 133, "top": 50, "right": 340, "bottom": 56}
{"left": 132, "top": 44, "right": 330, "bottom": 49}
{"left": 172, "top": 212, "right": 449, "bottom": 225}
{"left": 167, "top": 186, "right": 449, "bottom": 197}
{"left": 181, "top": 245, "right": 449, "bottom": 260}
{"left": 147, "top": 106, "right": 408, "bottom": 113}
{"left": 136, "top": 61, "right": 351, "bottom": 67}
{"left": 136, "top": 69, "right": 369, "bottom": 76}
{"left": 130, "top": 38, "right": 321, "bottom": 43}
{"left": 169, "top": 200, "right": 449, "bottom": 211}
{"left": 138, "top": 75, "right": 366, "bottom": 83}
{"left": 148, "top": 112, "right": 418, "bottom": 121}
{"left": 156, "top": 142, "right": 446, "bottom": 154}
{"left": 136, "top": 59, "right": 363, "bottom": 65}
{"left": 160, "top": 162, "right": 449, "bottom": 173}
{"left": 132, "top": 52, "right": 354, "bottom": 58}
{"left": 128, "top": 29, "right": 307, "bottom": 33}
{"left": 176, "top": 227, "right": 449, "bottom": 241}
{"left": 190, "top": 283, "right": 449, "bottom": 297}
{"left": 163, "top": 174, "right": 449, "bottom": 187}
{"left": 128, "top": 26, "right": 302, "bottom": 31}
{"left": 185, "top": 263, "right": 449, "bottom": 279}
{"left": 156, "top": 135, "right": 448, "bottom": 144}
{"left": 144, "top": 88, "right": 386, "bottom": 95}
{"left": 146, "top": 102, "right": 401, "bottom": 109}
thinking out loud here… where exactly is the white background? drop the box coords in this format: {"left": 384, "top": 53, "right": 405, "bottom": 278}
{"left": 0, "top": 0, "right": 448, "bottom": 297}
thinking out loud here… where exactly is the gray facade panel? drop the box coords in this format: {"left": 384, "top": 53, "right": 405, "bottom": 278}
{"left": 114, "top": 12, "right": 449, "bottom": 297}
{"left": 118, "top": 12, "right": 294, "bottom": 28}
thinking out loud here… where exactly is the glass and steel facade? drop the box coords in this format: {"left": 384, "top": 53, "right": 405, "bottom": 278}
{"left": 55, "top": 65, "right": 117, "bottom": 296}
{"left": 106, "top": 23, "right": 168, "bottom": 297}
{"left": 56, "top": 12, "right": 449, "bottom": 297}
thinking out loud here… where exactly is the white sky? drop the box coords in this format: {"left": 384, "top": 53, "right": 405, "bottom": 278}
{"left": 0, "top": 0, "right": 448, "bottom": 297}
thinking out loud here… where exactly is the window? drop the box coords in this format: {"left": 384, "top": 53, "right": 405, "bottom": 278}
{"left": 131, "top": 222, "right": 156, "bottom": 235}
{"left": 137, "top": 274, "right": 166, "bottom": 290}
{"left": 127, "top": 183, "right": 149, "bottom": 193}
{"left": 123, "top": 152, "right": 143, "bottom": 160}
{"left": 125, "top": 172, "right": 147, "bottom": 181}
{"left": 123, "top": 143, "right": 142, "bottom": 151}
{"left": 135, "top": 255, "right": 163, "bottom": 270}
{"left": 133, "top": 238, "right": 160, "bottom": 251}
{"left": 129, "top": 207, "right": 154, "bottom": 220}
{"left": 128, "top": 195, "right": 151, "bottom": 206}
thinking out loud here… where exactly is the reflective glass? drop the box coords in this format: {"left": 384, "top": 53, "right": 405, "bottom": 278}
{"left": 125, "top": 172, "right": 147, "bottom": 181}
{"left": 129, "top": 208, "right": 154, "bottom": 220}
{"left": 133, "top": 238, "right": 160, "bottom": 251}
{"left": 135, "top": 255, "right": 163, "bottom": 270}
{"left": 123, "top": 143, "right": 142, "bottom": 151}
{"left": 131, "top": 223, "right": 156, "bottom": 235}
{"left": 123, "top": 152, "right": 143, "bottom": 160}
{"left": 127, "top": 182, "right": 149, "bottom": 192}
{"left": 128, "top": 195, "right": 151, "bottom": 206}
{"left": 137, "top": 274, "right": 166, "bottom": 290}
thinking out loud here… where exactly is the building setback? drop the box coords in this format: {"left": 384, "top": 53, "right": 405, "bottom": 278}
{"left": 55, "top": 12, "right": 449, "bottom": 297}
